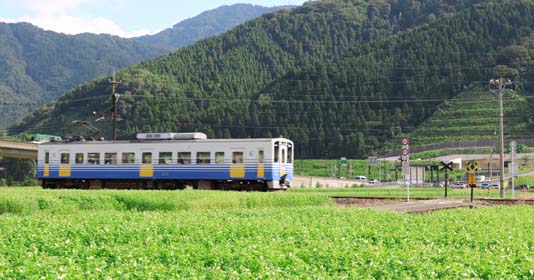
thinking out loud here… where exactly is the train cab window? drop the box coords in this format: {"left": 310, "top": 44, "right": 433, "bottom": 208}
{"left": 281, "top": 149, "right": 286, "bottom": 164}
{"left": 178, "top": 152, "right": 191, "bottom": 164}
{"left": 75, "top": 153, "right": 84, "bottom": 164}
{"left": 88, "top": 153, "right": 100, "bottom": 165}
{"left": 197, "top": 152, "right": 211, "bottom": 164}
{"left": 258, "top": 150, "right": 264, "bottom": 163}
{"left": 142, "top": 152, "right": 152, "bottom": 164}
{"left": 122, "top": 153, "right": 135, "bottom": 164}
{"left": 44, "top": 152, "right": 50, "bottom": 164}
{"left": 215, "top": 152, "right": 225, "bottom": 164}
{"left": 232, "top": 152, "right": 244, "bottom": 164}
{"left": 274, "top": 142, "right": 280, "bottom": 163}
{"left": 105, "top": 153, "right": 118, "bottom": 165}
{"left": 287, "top": 143, "right": 293, "bottom": 164}
{"left": 60, "top": 153, "right": 70, "bottom": 164}
{"left": 159, "top": 152, "right": 172, "bottom": 164}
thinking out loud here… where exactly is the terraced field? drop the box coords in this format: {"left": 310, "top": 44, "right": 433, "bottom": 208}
{"left": 0, "top": 187, "right": 533, "bottom": 278}
{"left": 388, "top": 87, "right": 533, "bottom": 148}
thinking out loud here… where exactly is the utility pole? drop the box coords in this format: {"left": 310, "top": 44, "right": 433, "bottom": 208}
{"left": 109, "top": 71, "right": 122, "bottom": 141}
{"left": 490, "top": 78, "right": 513, "bottom": 199}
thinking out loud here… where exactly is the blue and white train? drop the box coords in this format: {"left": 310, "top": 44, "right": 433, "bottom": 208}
{"left": 37, "top": 133, "right": 294, "bottom": 191}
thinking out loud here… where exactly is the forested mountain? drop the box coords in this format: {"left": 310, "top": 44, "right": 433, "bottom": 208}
{"left": 135, "top": 4, "right": 294, "bottom": 48}
{"left": 0, "top": 22, "right": 171, "bottom": 129}
{"left": 12, "top": 0, "right": 534, "bottom": 159}
{"left": 0, "top": 4, "right": 291, "bottom": 130}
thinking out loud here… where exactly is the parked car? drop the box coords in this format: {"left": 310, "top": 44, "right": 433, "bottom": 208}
{"left": 516, "top": 184, "right": 530, "bottom": 191}
{"left": 368, "top": 179, "right": 380, "bottom": 185}
{"left": 480, "top": 183, "right": 490, "bottom": 189}
{"left": 354, "top": 176, "right": 367, "bottom": 181}
{"left": 450, "top": 182, "right": 467, "bottom": 189}
{"left": 490, "top": 184, "right": 500, "bottom": 190}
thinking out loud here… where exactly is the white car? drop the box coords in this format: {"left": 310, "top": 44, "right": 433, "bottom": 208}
{"left": 368, "top": 179, "right": 380, "bottom": 185}
{"left": 450, "top": 182, "right": 467, "bottom": 189}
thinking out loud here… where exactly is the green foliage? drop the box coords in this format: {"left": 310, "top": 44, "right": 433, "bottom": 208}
{"left": 0, "top": 22, "right": 171, "bottom": 128}
{"left": 0, "top": 188, "right": 533, "bottom": 278}
{"left": 12, "top": 0, "right": 534, "bottom": 159}
{"left": 136, "top": 4, "right": 293, "bottom": 48}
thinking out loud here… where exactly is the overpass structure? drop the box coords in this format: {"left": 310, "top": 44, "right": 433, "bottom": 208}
{"left": 0, "top": 140, "right": 38, "bottom": 160}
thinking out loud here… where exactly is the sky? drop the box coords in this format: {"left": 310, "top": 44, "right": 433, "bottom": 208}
{"left": 0, "top": 0, "right": 307, "bottom": 38}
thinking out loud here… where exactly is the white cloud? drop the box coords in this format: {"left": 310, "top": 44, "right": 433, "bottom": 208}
{"left": 0, "top": 0, "right": 156, "bottom": 38}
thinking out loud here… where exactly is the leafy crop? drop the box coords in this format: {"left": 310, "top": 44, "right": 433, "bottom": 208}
{"left": 0, "top": 199, "right": 533, "bottom": 278}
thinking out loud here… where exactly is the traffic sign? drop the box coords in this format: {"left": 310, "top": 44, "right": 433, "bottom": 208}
{"left": 440, "top": 161, "right": 453, "bottom": 171}
{"left": 465, "top": 161, "right": 478, "bottom": 172}
{"left": 402, "top": 160, "right": 410, "bottom": 176}
{"left": 468, "top": 173, "right": 476, "bottom": 185}
{"left": 401, "top": 138, "right": 409, "bottom": 146}
{"left": 401, "top": 148, "right": 409, "bottom": 156}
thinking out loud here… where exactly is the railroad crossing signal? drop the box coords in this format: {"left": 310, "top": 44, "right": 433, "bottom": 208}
{"left": 465, "top": 161, "right": 478, "bottom": 172}
{"left": 440, "top": 161, "right": 453, "bottom": 171}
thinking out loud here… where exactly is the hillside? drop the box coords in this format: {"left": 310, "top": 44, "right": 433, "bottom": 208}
{"left": 0, "top": 22, "right": 172, "bottom": 129}
{"left": 135, "top": 4, "right": 294, "bottom": 48}
{"left": 11, "top": 0, "right": 534, "bottom": 159}
{"left": 381, "top": 87, "right": 533, "bottom": 152}
{"left": 0, "top": 4, "right": 291, "bottom": 130}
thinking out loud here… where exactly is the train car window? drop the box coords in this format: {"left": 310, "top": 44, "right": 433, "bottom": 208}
{"left": 44, "top": 152, "right": 50, "bottom": 164}
{"left": 177, "top": 152, "right": 191, "bottom": 164}
{"left": 281, "top": 149, "right": 286, "bottom": 164}
{"left": 122, "top": 153, "right": 135, "bottom": 164}
{"left": 142, "top": 152, "right": 152, "bottom": 164}
{"left": 215, "top": 152, "right": 225, "bottom": 164}
{"left": 105, "top": 153, "right": 118, "bottom": 165}
{"left": 88, "top": 153, "right": 100, "bottom": 164}
{"left": 197, "top": 152, "right": 211, "bottom": 164}
{"left": 75, "top": 153, "right": 84, "bottom": 164}
{"left": 232, "top": 152, "right": 244, "bottom": 164}
{"left": 258, "top": 150, "right": 264, "bottom": 163}
{"left": 287, "top": 143, "right": 293, "bottom": 163}
{"left": 60, "top": 153, "right": 70, "bottom": 164}
{"left": 274, "top": 142, "right": 280, "bottom": 163}
{"left": 159, "top": 152, "right": 172, "bottom": 164}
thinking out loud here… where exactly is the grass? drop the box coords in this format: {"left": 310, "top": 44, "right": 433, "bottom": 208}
{"left": 0, "top": 188, "right": 532, "bottom": 278}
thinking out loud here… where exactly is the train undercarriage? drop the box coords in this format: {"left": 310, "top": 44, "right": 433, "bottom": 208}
{"left": 41, "top": 179, "right": 287, "bottom": 191}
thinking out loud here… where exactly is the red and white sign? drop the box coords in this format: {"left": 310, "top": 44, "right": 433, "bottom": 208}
{"left": 401, "top": 138, "right": 409, "bottom": 146}
{"left": 401, "top": 148, "right": 409, "bottom": 156}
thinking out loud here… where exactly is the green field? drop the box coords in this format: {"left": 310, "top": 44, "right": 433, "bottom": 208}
{"left": 0, "top": 187, "right": 533, "bottom": 278}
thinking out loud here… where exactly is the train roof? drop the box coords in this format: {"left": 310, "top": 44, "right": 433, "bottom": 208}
{"left": 39, "top": 137, "right": 293, "bottom": 146}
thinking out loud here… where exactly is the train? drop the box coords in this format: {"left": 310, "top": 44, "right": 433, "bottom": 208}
{"left": 37, "top": 133, "right": 294, "bottom": 191}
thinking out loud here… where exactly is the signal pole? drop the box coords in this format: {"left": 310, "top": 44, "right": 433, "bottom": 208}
{"left": 490, "top": 78, "right": 513, "bottom": 199}
{"left": 109, "top": 71, "right": 121, "bottom": 141}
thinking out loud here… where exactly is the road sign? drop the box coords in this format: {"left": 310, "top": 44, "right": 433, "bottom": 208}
{"left": 465, "top": 161, "right": 478, "bottom": 172}
{"left": 509, "top": 162, "right": 519, "bottom": 177}
{"left": 401, "top": 138, "right": 409, "bottom": 146}
{"left": 368, "top": 156, "right": 378, "bottom": 164}
{"left": 440, "top": 161, "right": 453, "bottom": 171}
{"left": 468, "top": 173, "right": 476, "bottom": 185}
{"left": 340, "top": 157, "right": 347, "bottom": 166}
{"left": 402, "top": 160, "right": 410, "bottom": 176}
{"left": 401, "top": 148, "right": 409, "bottom": 156}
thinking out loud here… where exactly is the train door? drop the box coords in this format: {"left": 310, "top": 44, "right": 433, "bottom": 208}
{"left": 280, "top": 142, "right": 287, "bottom": 177}
{"left": 59, "top": 150, "right": 72, "bottom": 177}
{"left": 230, "top": 150, "right": 245, "bottom": 178}
{"left": 43, "top": 151, "right": 50, "bottom": 177}
{"left": 140, "top": 150, "right": 154, "bottom": 177}
{"left": 274, "top": 141, "right": 287, "bottom": 177}
{"left": 257, "top": 149, "right": 265, "bottom": 178}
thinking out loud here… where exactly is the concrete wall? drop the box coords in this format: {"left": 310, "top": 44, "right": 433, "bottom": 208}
{"left": 292, "top": 176, "right": 364, "bottom": 188}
